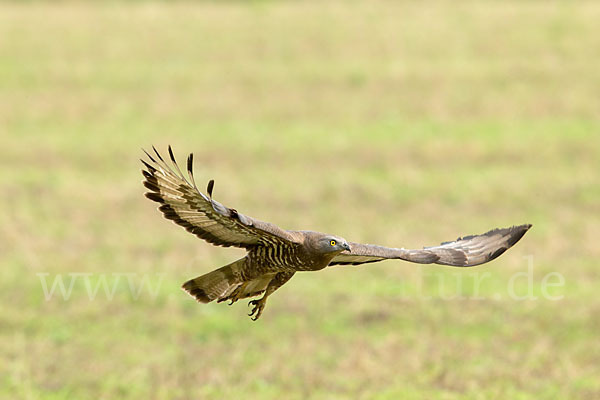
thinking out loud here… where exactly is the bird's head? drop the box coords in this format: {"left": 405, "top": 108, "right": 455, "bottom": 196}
{"left": 317, "top": 235, "right": 351, "bottom": 254}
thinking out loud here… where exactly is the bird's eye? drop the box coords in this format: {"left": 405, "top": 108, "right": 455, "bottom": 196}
{"left": 330, "top": 240, "right": 336, "bottom": 246}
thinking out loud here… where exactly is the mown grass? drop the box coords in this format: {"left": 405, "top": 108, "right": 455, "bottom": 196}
{"left": 1, "top": 1, "right": 599, "bottom": 399}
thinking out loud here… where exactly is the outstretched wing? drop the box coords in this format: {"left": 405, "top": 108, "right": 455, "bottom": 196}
{"left": 329, "top": 224, "right": 531, "bottom": 267}
{"left": 141, "top": 146, "right": 299, "bottom": 249}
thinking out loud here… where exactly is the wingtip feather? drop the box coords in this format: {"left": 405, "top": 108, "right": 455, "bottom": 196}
{"left": 152, "top": 145, "right": 165, "bottom": 162}
{"left": 207, "top": 179, "right": 215, "bottom": 198}
{"left": 145, "top": 192, "right": 164, "bottom": 203}
{"left": 168, "top": 145, "right": 176, "bottom": 163}
{"left": 506, "top": 224, "right": 532, "bottom": 247}
{"left": 140, "top": 158, "right": 156, "bottom": 173}
{"left": 142, "top": 148, "right": 157, "bottom": 163}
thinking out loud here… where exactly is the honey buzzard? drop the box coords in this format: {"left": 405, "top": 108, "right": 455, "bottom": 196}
{"left": 141, "top": 146, "right": 531, "bottom": 320}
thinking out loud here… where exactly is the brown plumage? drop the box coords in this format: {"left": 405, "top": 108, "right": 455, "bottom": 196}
{"left": 141, "top": 146, "right": 532, "bottom": 320}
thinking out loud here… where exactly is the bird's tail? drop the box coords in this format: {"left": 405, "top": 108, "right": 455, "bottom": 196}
{"left": 181, "top": 259, "right": 245, "bottom": 303}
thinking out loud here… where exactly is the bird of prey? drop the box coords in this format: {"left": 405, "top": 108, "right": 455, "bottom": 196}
{"left": 141, "top": 146, "right": 531, "bottom": 320}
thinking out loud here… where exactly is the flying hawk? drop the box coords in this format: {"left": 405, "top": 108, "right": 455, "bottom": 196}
{"left": 141, "top": 146, "right": 531, "bottom": 320}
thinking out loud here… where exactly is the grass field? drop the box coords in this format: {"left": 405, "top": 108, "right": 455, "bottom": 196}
{"left": 1, "top": 1, "right": 599, "bottom": 399}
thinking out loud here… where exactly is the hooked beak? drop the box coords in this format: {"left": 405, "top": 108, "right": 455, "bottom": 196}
{"left": 342, "top": 242, "right": 351, "bottom": 252}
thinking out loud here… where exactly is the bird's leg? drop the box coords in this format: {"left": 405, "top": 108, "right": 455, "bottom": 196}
{"left": 247, "top": 298, "right": 266, "bottom": 321}
{"left": 217, "top": 284, "right": 245, "bottom": 305}
{"left": 248, "top": 271, "right": 294, "bottom": 321}
{"left": 226, "top": 283, "right": 248, "bottom": 305}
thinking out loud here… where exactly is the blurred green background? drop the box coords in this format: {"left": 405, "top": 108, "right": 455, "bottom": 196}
{"left": 1, "top": 1, "right": 599, "bottom": 399}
